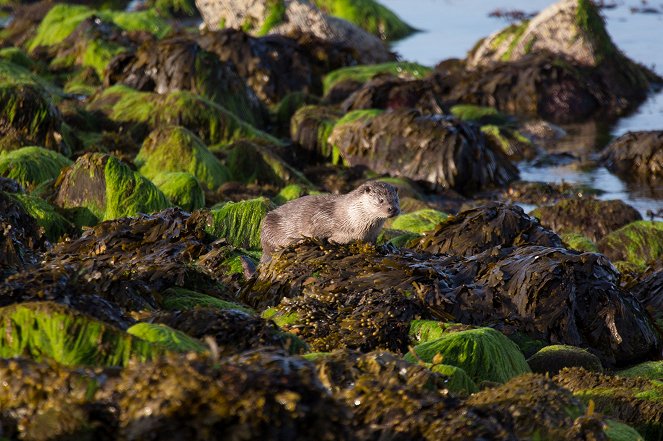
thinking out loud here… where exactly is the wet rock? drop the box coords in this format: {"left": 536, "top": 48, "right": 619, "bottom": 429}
{"left": 411, "top": 202, "right": 562, "bottom": 256}
{"left": 290, "top": 104, "right": 344, "bottom": 163}
{"left": 195, "top": 0, "right": 393, "bottom": 64}
{"left": 601, "top": 131, "right": 663, "bottom": 182}
{"left": 495, "top": 180, "right": 599, "bottom": 206}
{"left": 555, "top": 367, "right": 663, "bottom": 440}
{"left": 385, "top": 208, "right": 449, "bottom": 234}
{"left": 329, "top": 109, "right": 519, "bottom": 194}
{"left": 530, "top": 197, "right": 642, "bottom": 242}
{"left": 0, "top": 146, "right": 72, "bottom": 191}
{"left": 151, "top": 307, "right": 304, "bottom": 355}
{"left": 404, "top": 327, "right": 531, "bottom": 384}
{"left": 8, "top": 192, "right": 75, "bottom": 242}
{"left": 54, "top": 152, "right": 170, "bottom": 223}
{"left": 561, "top": 232, "right": 599, "bottom": 253}
{"left": 151, "top": 172, "right": 205, "bottom": 212}
{"left": 322, "top": 61, "right": 431, "bottom": 96}
{"left": 527, "top": 344, "right": 603, "bottom": 375}
{"left": 598, "top": 221, "right": 663, "bottom": 270}
{"left": 207, "top": 197, "right": 273, "bottom": 250}
{"left": 630, "top": 269, "right": 663, "bottom": 329}
{"left": 135, "top": 126, "right": 230, "bottom": 191}
{"left": 0, "top": 190, "right": 44, "bottom": 279}
{"left": 106, "top": 36, "right": 267, "bottom": 128}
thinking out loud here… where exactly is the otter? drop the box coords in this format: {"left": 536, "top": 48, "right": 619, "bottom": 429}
{"left": 260, "top": 181, "right": 400, "bottom": 263}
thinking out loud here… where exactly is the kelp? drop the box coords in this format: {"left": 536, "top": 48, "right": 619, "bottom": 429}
{"left": 0, "top": 189, "right": 44, "bottom": 280}
{"left": 339, "top": 76, "right": 444, "bottom": 114}
{"left": 0, "top": 146, "right": 72, "bottom": 190}
{"left": 160, "top": 287, "right": 254, "bottom": 314}
{"left": 126, "top": 322, "right": 207, "bottom": 353}
{"left": 290, "top": 104, "right": 344, "bottom": 163}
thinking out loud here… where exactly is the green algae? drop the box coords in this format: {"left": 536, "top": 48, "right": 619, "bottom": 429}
{"left": 273, "top": 184, "right": 308, "bottom": 205}
{"left": 262, "top": 307, "right": 301, "bottom": 328}
{"left": 0, "top": 47, "right": 37, "bottom": 70}
{"left": 562, "top": 232, "right": 599, "bottom": 252}
{"left": 604, "top": 420, "right": 645, "bottom": 441}
{"left": 0, "top": 302, "right": 162, "bottom": 367}
{"left": 257, "top": 0, "right": 286, "bottom": 35}
{"left": 135, "top": 126, "right": 230, "bottom": 191}
{"left": 617, "top": 361, "right": 663, "bottom": 380}
{"left": 450, "top": 104, "right": 509, "bottom": 125}
{"left": 126, "top": 322, "right": 207, "bottom": 353}
{"left": 500, "top": 20, "right": 529, "bottom": 62}
{"left": 161, "top": 287, "right": 254, "bottom": 314}
{"left": 147, "top": 0, "right": 197, "bottom": 15}
{"left": 28, "top": 4, "right": 171, "bottom": 52}
{"left": 312, "top": 0, "right": 416, "bottom": 40}
{"left": 404, "top": 327, "right": 531, "bottom": 384}
{"left": 322, "top": 61, "right": 431, "bottom": 94}
{"left": 598, "top": 221, "right": 663, "bottom": 270}
{"left": 151, "top": 172, "right": 205, "bottom": 212}
{"left": 0, "top": 59, "right": 62, "bottom": 98}
{"left": 81, "top": 39, "right": 127, "bottom": 79}
{"left": 429, "top": 363, "right": 479, "bottom": 395}
{"left": 408, "top": 320, "right": 474, "bottom": 344}
{"left": 0, "top": 146, "right": 72, "bottom": 190}
{"left": 575, "top": 0, "right": 614, "bottom": 63}
{"left": 9, "top": 192, "right": 73, "bottom": 242}
{"left": 387, "top": 209, "right": 448, "bottom": 234}
{"left": 290, "top": 105, "right": 344, "bottom": 163}
{"left": 527, "top": 344, "right": 603, "bottom": 376}
{"left": 207, "top": 197, "right": 274, "bottom": 250}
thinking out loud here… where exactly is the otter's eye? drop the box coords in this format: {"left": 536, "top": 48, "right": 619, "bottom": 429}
{"left": 365, "top": 187, "right": 371, "bottom": 193}
{"left": 379, "top": 198, "right": 384, "bottom": 203}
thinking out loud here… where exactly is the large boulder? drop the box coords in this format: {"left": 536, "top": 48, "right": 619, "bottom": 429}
{"left": 601, "top": 131, "right": 663, "bottom": 184}
{"left": 598, "top": 221, "right": 663, "bottom": 270}
{"left": 0, "top": 146, "right": 72, "bottom": 191}
{"left": 329, "top": 109, "right": 519, "bottom": 194}
{"left": 0, "top": 189, "right": 44, "bottom": 280}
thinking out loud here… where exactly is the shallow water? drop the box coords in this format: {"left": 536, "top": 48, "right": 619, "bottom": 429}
{"left": 382, "top": 0, "right": 663, "bottom": 216}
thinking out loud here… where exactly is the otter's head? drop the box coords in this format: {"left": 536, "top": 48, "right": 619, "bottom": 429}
{"left": 357, "top": 181, "right": 400, "bottom": 219}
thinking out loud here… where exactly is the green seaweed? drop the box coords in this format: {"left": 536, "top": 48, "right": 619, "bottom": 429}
{"left": 127, "top": 322, "right": 208, "bottom": 353}
{"left": 262, "top": 307, "right": 301, "bottom": 328}
{"left": 408, "top": 320, "right": 472, "bottom": 344}
{"left": 147, "top": 0, "right": 197, "bottom": 15}
{"left": 9, "top": 192, "right": 74, "bottom": 242}
{"left": 527, "top": 344, "right": 603, "bottom": 376}
{"left": 561, "top": 232, "right": 599, "bottom": 253}
{"left": 0, "top": 59, "right": 62, "bottom": 98}
{"left": 82, "top": 39, "right": 127, "bottom": 79}
{"left": 273, "top": 184, "right": 308, "bottom": 205}
{"left": 0, "top": 146, "right": 71, "bottom": 190}
{"left": 0, "top": 47, "right": 38, "bottom": 70}
{"left": 257, "top": 0, "right": 286, "bottom": 35}
{"left": 500, "top": 20, "right": 529, "bottom": 62}
{"left": 161, "top": 287, "right": 254, "bottom": 314}
{"left": 429, "top": 363, "right": 479, "bottom": 395}
{"left": 450, "top": 104, "right": 509, "bottom": 125}
{"left": 604, "top": 420, "right": 645, "bottom": 441}
{"left": 0, "top": 302, "right": 162, "bottom": 367}
{"left": 207, "top": 198, "right": 273, "bottom": 250}
{"left": 617, "top": 361, "right": 663, "bottom": 380}
{"left": 388, "top": 209, "right": 448, "bottom": 234}
{"left": 323, "top": 62, "right": 431, "bottom": 95}
{"left": 404, "top": 327, "right": 531, "bottom": 384}
{"left": 151, "top": 172, "right": 205, "bottom": 211}
{"left": 575, "top": 0, "right": 615, "bottom": 63}
{"left": 598, "top": 221, "right": 663, "bottom": 270}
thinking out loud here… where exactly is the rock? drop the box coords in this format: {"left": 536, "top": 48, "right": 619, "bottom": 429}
{"left": 601, "top": 131, "right": 663, "bottom": 183}
{"left": 54, "top": 152, "right": 171, "bottom": 223}
{"left": 617, "top": 360, "right": 663, "bottom": 380}
{"left": 561, "top": 232, "right": 598, "bottom": 253}
{"left": 555, "top": 367, "right": 663, "bottom": 441}
{"left": 8, "top": 192, "right": 75, "bottom": 242}
{"left": 194, "top": 0, "right": 393, "bottom": 64}
{"left": 598, "top": 221, "right": 663, "bottom": 270}
{"left": 151, "top": 172, "right": 205, "bottom": 212}
{"left": 105, "top": 35, "right": 267, "bottom": 128}
{"left": 290, "top": 104, "right": 344, "bottom": 163}
{"left": 630, "top": 269, "right": 663, "bottom": 329}
{"left": 449, "top": 104, "right": 511, "bottom": 126}
{"left": 527, "top": 344, "right": 603, "bottom": 375}
{"left": 0, "top": 190, "right": 44, "bottom": 280}
{"left": 329, "top": 109, "right": 519, "bottom": 194}
{"left": 385, "top": 208, "right": 448, "bottom": 234}
{"left": 530, "top": 197, "right": 642, "bottom": 242}
{"left": 322, "top": 61, "right": 432, "bottom": 95}
{"left": 207, "top": 197, "right": 273, "bottom": 250}
{"left": 0, "top": 146, "right": 72, "bottom": 191}
{"left": 428, "top": 363, "right": 479, "bottom": 395}
{"left": 404, "top": 327, "right": 531, "bottom": 384}
{"left": 411, "top": 202, "right": 562, "bottom": 256}
{"left": 135, "top": 126, "right": 230, "bottom": 191}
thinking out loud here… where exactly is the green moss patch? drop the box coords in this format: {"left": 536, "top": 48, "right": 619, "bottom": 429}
{"left": 0, "top": 301, "right": 162, "bottom": 367}
{"left": 151, "top": 172, "right": 205, "bottom": 212}
{"left": 617, "top": 361, "right": 663, "bottom": 380}
{"left": 387, "top": 209, "right": 448, "bottom": 234}
{"left": 0, "top": 146, "right": 71, "bottom": 190}
{"left": 9, "top": 192, "right": 73, "bottom": 242}
{"left": 450, "top": 104, "right": 509, "bottom": 125}
{"left": 561, "top": 232, "right": 599, "bottom": 252}
{"left": 127, "top": 322, "right": 207, "bottom": 353}
{"left": 207, "top": 197, "right": 273, "bottom": 250}
{"left": 598, "top": 221, "right": 663, "bottom": 270}
{"left": 161, "top": 287, "right": 254, "bottom": 314}
{"left": 429, "top": 363, "right": 479, "bottom": 395}
{"left": 323, "top": 62, "right": 431, "bottom": 95}
{"left": 257, "top": 0, "right": 286, "bottom": 35}
{"left": 527, "top": 345, "right": 603, "bottom": 376}
{"left": 604, "top": 420, "right": 645, "bottom": 441}
{"left": 408, "top": 320, "right": 474, "bottom": 344}
{"left": 404, "top": 327, "right": 531, "bottom": 384}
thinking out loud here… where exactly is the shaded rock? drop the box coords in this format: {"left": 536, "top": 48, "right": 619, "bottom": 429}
{"left": 151, "top": 172, "right": 205, "bottom": 212}
{"left": 106, "top": 35, "right": 267, "bottom": 127}
{"left": 630, "top": 269, "right": 663, "bottom": 329}
{"left": 530, "top": 197, "right": 642, "bottom": 242}
{"left": 527, "top": 344, "right": 603, "bottom": 375}
{"left": 135, "top": 126, "right": 230, "bottom": 191}
{"left": 0, "top": 146, "right": 72, "bottom": 191}
{"left": 8, "top": 192, "right": 75, "bottom": 242}
{"left": 322, "top": 60, "right": 431, "bottom": 95}
{"left": 411, "top": 202, "right": 562, "bottom": 256}
{"left": 54, "top": 152, "right": 170, "bottom": 223}
{"left": 195, "top": 0, "right": 393, "bottom": 64}
{"left": 0, "top": 190, "right": 44, "bottom": 280}
{"left": 151, "top": 307, "right": 304, "bottom": 355}
{"left": 555, "top": 367, "right": 663, "bottom": 441}
{"left": 290, "top": 104, "right": 344, "bottom": 163}
{"left": 598, "top": 221, "right": 663, "bottom": 270}
{"left": 329, "top": 109, "right": 519, "bottom": 194}
{"left": 404, "top": 327, "right": 531, "bottom": 384}
{"left": 601, "top": 131, "right": 663, "bottom": 182}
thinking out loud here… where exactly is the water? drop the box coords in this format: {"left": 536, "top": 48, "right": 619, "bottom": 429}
{"left": 381, "top": 0, "right": 663, "bottom": 216}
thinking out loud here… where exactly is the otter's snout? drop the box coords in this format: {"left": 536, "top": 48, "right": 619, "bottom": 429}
{"left": 386, "top": 205, "right": 400, "bottom": 217}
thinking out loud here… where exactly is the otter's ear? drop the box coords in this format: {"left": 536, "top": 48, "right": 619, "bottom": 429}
{"left": 364, "top": 186, "right": 371, "bottom": 193}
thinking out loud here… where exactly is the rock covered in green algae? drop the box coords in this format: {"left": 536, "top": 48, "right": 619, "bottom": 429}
{"left": 617, "top": 361, "right": 663, "bottom": 380}
{"left": 598, "top": 221, "right": 663, "bottom": 270}
{"left": 151, "top": 171, "right": 205, "bottom": 212}
{"left": 322, "top": 61, "right": 431, "bottom": 95}
{"left": 54, "top": 152, "right": 170, "bottom": 223}
{"left": 602, "top": 131, "right": 663, "bottom": 183}
{"left": 531, "top": 197, "right": 642, "bottom": 242}
{"left": 135, "top": 126, "right": 230, "bottom": 191}
{"left": 411, "top": 202, "right": 562, "bottom": 256}
{"left": 555, "top": 367, "right": 663, "bottom": 441}
{"left": 206, "top": 197, "right": 273, "bottom": 250}
{"left": 105, "top": 35, "right": 267, "bottom": 128}
{"left": 527, "top": 344, "right": 603, "bottom": 376}
{"left": 385, "top": 208, "right": 448, "bottom": 234}
{"left": 405, "top": 327, "right": 531, "bottom": 384}
{"left": 290, "top": 104, "right": 344, "bottom": 163}
{"left": 328, "top": 109, "right": 519, "bottom": 194}
{"left": 561, "top": 232, "right": 599, "bottom": 253}
{"left": 0, "top": 146, "right": 72, "bottom": 191}
{"left": 160, "top": 287, "right": 253, "bottom": 314}
{"left": 126, "top": 322, "right": 208, "bottom": 353}
{"left": 8, "top": 192, "right": 75, "bottom": 242}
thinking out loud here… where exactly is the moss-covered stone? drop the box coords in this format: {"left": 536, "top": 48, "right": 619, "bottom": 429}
{"left": 0, "top": 301, "right": 162, "bottom": 367}
{"left": 527, "top": 344, "right": 603, "bottom": 376}
{"left": 54, "top": 152, "right": 170, "bottom": 223}
{"left": 562, "top": 232, "right": 599, "bottom": 252}
{"left": 290, "top": 104, "right": 344, "bottom": 163}
{"left": 146, "top": 0, "right": 197, "bottom": 16}
{"left": 428, "top": 363, "right": 479, "bottom": 395}
{"left": 604, "top": 420, "right": 645, "bottom": 441}
{"left": 161, "top": 287, "right": 254, "bottom": 314}
{"left": 9, "top": 192, "right": 74, "bottom": 242}
{"left": 207, "top": 197, "right": 273, "bottom": 250}
{"left": 323, "top": 61, "right": 431, "bottom": 95}
{"left": 126, "top": 322, "right": 207, "bottom": 353}
{"left": 151, "top": 171, "right": 205, "bottom": 212}
{"left": 404, "top": 327, "right": 531, "bottom": 384}
{"left": 617, "top": 361, "right": 663, "bottom": 380}
{"left": 135, "top": 126, "right": 230, "bottom": 191}
{"left": 598, "top": 221, "right": 663, "bottom": 270}
{"left": 386, "top": 208, "right": 448, "bottom": 234}
{"left": 272, "top": 183, "right": 309, "bottom": 205}
{"left": 0, "top": 146, "right": 71, "bottom": 191}
{"left": 480, "top": 124, "right": 537, "bottom": 160}
{"left": 408, "top": 320, "right": 475, "bottom": 344}
{"left": 0, "top": 47, "right": 38, "bottom": 70}
{"left": 450, "top": 104, "right": 510, "bottom": 125}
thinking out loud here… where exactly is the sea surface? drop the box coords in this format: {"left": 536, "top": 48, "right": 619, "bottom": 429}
{"left": 382, "top": 0, "right": 663, "bottom": 217}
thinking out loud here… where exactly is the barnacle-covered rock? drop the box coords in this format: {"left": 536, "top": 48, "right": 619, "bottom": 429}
{"left": 0, "top": 146, "right": 72, "bottom": 191}
{"left": 527, "top": 344, "right": 603, "bottom": 375}
{"left": 598, "top": 221, "right": 663, "bottom": 270}
{"left": 530, "top": 197, "right": 642, "bottom": 242}
{"left": 601, "top": 131, "right": 663, "bottom": 184}
{"left": 151, "top": 172, "right": 205, "bottom": 212}
{"left": 329, "top": 109, "right": 519, "bottom": 193}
